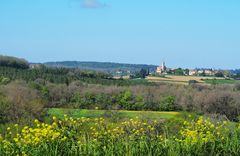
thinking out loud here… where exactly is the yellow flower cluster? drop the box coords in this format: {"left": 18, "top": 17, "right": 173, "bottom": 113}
{"left": 177, "top": 117, "right": 228, "bottom": 145}
{"left": 12, "top": 119, "right": 62, "bottom": 146}
{"left": 83, "top": 117, "right": 157, "bottom": 143}
{"left": 121, "top": 118, "right": 155, "bottom": 136}
{"left": 0, "top": 116, "right": 160, "bottom": 152}
{"left": 1, "top": 115, "right": 239, "bottom": 155}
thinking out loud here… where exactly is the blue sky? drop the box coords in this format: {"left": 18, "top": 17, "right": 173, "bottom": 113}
{"left": 0, "top": 0, "right": 240, "bottom": 69}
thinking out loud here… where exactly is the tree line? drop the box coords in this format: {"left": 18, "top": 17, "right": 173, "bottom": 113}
{"left": 1, "top": 79, "right": 240, "bottom": 124}
{"left": 0, "top": 65, "right": 153, "bottom": 86}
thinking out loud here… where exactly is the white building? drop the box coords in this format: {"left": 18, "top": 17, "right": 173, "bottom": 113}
{"left": 156, "top": 62, "right": 167, "bottom": 74}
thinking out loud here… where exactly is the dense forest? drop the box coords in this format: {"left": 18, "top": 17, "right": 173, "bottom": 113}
{"left": 0, "top": 66, "right": 151, "bottom": 86}
{"left": 0, "top": 55, "right": 152, "bottom": 86}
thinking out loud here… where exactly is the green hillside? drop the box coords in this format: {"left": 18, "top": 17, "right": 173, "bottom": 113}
{"left": 44, "top": 61, "right": 157, "bottom": 74}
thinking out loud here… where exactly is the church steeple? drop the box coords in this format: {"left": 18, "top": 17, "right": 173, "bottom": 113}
{"left": 161, "top": 61, "right": 166, "bottom": 71}
{"left": 156, "top": 61, "right": 167, "bottom": 74}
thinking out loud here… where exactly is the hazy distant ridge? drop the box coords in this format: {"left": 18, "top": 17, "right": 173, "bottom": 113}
{"left": 44, "top": 61, "right": 157, "bottom": 73}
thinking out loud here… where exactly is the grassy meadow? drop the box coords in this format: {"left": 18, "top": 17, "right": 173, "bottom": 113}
{"left": 203, "top": 79, "right": 239, "bottom": 85}
{"left": 147, "top": 75, "right": 236, "bottom": 85}
{"left": 47, "top": 108, "right": 180, "bottom": 120}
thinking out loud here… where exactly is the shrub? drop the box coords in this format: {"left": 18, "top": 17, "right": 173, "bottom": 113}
{"left": 188, "top": 80, "right": 198, "bottom": 85}
{"left": 0, "top": 94, "right": 11, "bottom": 123}
{"left": 234, "top": 83, "right": 240, "bottom": 91}
{"left": 1, "top": 81, "right": 45, "bottom": 122}
{"left": 159, "top": 96, "right": 176, "bottom": 111}
{"left": 192, "top": 90, "right": 240, "bottom": 121}
{"left": 0, "top": 76, "right": 10, "bottom": 85}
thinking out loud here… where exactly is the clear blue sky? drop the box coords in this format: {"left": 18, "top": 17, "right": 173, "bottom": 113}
{"left": 0, "top": 0, "right": 240, "bottom": 69}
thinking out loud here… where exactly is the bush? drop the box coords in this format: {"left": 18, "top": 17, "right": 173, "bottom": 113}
{"left": 215, "top": 72, "right": 224, "bottom": 77}
{"left": 0, "top": 94, "right": 11, "bottom": 123}
{"left": 0, "top": 76, "right": 10, "bottom": 85}
{"left": 0, "top": 81, "right": 45, "bottom": 122}
{"left": 234, "top": 83, "right": 240, "bottom": 91}
{"left": 188, "top": 80, "right": 198, "bottom": 85}
{"left": 192, "top": 90, "right": 240, "bottom": 121}
{"left": 159, "top": 96, "right": 176, "bottom": 111}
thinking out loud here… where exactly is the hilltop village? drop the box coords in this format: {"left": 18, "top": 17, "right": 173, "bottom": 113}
{"left": 111, "top": 62, "right": 230, "bottom": 79}
{"left": 156, "top": 62, "right": 218, "bottom": 76}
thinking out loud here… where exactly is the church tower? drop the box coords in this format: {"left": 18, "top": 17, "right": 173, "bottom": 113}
{"left": 161, "top": 61, "right": 166, "bottom": 71}
{"left": 156, "top": 61, "right": 167, "bottom": 73}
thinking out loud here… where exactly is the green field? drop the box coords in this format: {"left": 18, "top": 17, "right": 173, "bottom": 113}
{"left": 147, "top": 75, "right": 229, "bottom": 85}
{"left": 147, "top": 75, "right": 240, "bottom": 85}
{"left": 203, "top": 79, "right": 239, "bottom": 85}
{"left": 47, "top": 108, "right": 180, "bottom": 120}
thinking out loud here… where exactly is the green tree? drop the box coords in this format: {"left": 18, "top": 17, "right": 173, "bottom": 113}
{"left": 135, "top": 68, "right": 148, "bottom": 79}
{"left": 71, "top": 92, "right": 83, "bottom": 108}
{"left": 159, "top": 96, "right": 176, "bottom": 111}
{"left": 118, "top": 90, "right": 134, "bottom": 110}
{"left": 215, "top": 72, "right": 224, "bottom": 77}
{"left": 174, "top": 68, "right": 184, "bottom": 75}
{"left": 184, "top": 69, "right": 190, "bottom": 75}
{"left": 41, "top": 86, "right": 50, "bottom": 100}
{"left": 133, "top": 95, "right": 145, "bottom": 110}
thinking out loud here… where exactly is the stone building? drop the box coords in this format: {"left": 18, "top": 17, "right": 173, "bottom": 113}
{"left": 156, "top": 62, "right": 167, "bottom": 74}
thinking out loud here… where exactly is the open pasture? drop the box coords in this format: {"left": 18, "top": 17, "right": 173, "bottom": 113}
{"left": 147, "top": 75, "right": 226, "bottom": 84}
{"left": 47, "top": 108, "right": 180, "bottom": 120}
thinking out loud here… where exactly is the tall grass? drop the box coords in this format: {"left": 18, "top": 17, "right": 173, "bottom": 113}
{"left": 0, "top": 116, "right": 240, "bottom": 156}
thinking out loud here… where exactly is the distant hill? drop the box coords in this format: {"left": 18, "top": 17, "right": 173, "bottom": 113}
{"left": 0, "top": 55, "right": 29, "bottom": 69}
{"left": 44, "top": 61, "right": 157, "bottom": 75}
{"left": 231, "top": 69, "right": 240, "bottom": 75}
